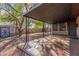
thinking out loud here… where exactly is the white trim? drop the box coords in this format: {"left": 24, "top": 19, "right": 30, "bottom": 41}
{"left": 58, "top": 23, "right": 60, "bottom": 32}
{"left": 65, "top": 22, "right": 68, "bottom": 32}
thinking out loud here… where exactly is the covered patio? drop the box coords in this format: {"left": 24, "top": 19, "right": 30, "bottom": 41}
{"left": 1, "top": 3, "right": 79, "bottom": 56}
{"left": 22, "top": 3, "right": 79, "bottom": 56}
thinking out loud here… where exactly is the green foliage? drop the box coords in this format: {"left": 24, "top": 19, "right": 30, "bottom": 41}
{"left": 35, "top": 20, "right": 43, "bottom": 29}
{"left": 0, "top": 3, "right": 44, "bottom": 30}
{"left": 0, "top": 13, "right": 9, "bottom": 22}
{"left": 0, "top": 3, "right": 24, "bottom": 22}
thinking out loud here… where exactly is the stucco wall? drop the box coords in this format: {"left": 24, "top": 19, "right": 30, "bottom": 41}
{"left": 76, "top": 16, "right": 79, "bottom": 38}
{"left": 77, "top": 27, "right": 79, "bottom": 38}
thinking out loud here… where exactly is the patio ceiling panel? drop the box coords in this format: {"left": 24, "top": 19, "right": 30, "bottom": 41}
{"left": 25, "top": 4, "right": 71, "bottom": 24}
{"left": 72, "top": 4, "right": 79, "bottom": 16}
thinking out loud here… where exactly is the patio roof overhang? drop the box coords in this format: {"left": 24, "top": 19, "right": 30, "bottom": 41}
{"left": 24, "top": 3, "right": 79, "bottom": 24}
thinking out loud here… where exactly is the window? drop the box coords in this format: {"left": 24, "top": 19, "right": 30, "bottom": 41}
{"left": 59, "top": 23, "right": 66, "bottom": 31}
{"left": 53, "top": 24, "right": 58, "bottom": 31}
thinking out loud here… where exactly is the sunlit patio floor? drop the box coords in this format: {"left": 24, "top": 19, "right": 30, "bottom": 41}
{"left": 22, "top": 35, "right": 70, "bottom": 56}
{"left": 0, "top": 33, "right": 79, "bottom": 56}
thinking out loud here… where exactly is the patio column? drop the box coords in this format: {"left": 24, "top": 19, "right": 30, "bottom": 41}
{"left": 52, "top": 24, "right": 53, "bottom": 35}
{"left": 48, "top": 23, "right": 50, "bottom": 35}
{"left": 9, "top": 27, "right": 10, "bottom": 37}
{"left": 43, "top": 22, "right": 45, "bottom": 37}
{"left": 76, "top": 16, "right": 79, "bottom": 38}
{"left": 58, "top": 23, "right": 60, "bottom": 32}
{"left": 49, "top": 24, "right": 50, "bottom": 35}
{"left": 24, "top": 17, "right": 29, "bottom": 49}
{"left": 50, "top": 24, "right": 52, "bottom": 35}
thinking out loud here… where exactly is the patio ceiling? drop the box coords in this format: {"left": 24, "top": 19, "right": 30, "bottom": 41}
{"left": 25, "top": 4, "right": 79, "bottom": 24}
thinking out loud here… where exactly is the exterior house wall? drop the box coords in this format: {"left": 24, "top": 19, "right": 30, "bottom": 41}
{"left": 77, "top": 27, "right": 79, "bottom": 38}
{"left": 52, "top": 20, "right": 77, "bottom": 38}
{"left": 0, "top": 27, "right": 10, "bottom": 38}
{"left": 52, "top": 22, "right": 69, "bottom": 35}
{"left": 76, "top": 16, "right": 79, "bottom": 38}
{"left": 67, "top": 20, "right": 77, "bottom": 37}
{"left": 10, "top": 27, "right": 16, "bottom": 36}
{"left": 0, "top": 26, "right": 16, "bottom": 38}
{"left": 52, "top": 31, "right": 68, "bottom": 35}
